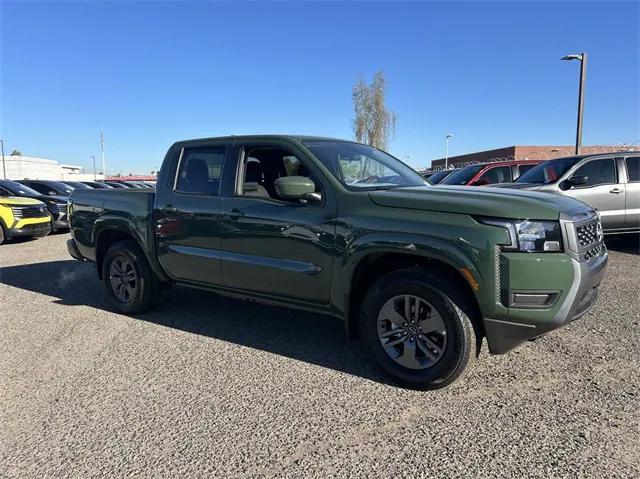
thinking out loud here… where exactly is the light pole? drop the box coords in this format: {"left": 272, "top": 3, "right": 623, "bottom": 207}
{"left": 445, "top": 134, "right": 453, "bottom": 169}
{"left": 91, "top": 155, "right": 96, "bottom": 181}
{"left": 562, "top": 53, "right": 587, "bottom": 155}
{"left": 0, "top": 139, "right": 5, "bottom": 180}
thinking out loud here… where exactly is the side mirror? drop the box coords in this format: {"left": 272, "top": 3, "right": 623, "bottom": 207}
{"left": 566, "top": 175, "right": 588, "bottom": 188}
{"left": 274, "top": 176, "right": 320, "bottom": 202}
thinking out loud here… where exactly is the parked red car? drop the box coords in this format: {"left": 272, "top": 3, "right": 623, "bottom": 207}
{"left": 439, "top": 160, "right": 542, "bottom": 186}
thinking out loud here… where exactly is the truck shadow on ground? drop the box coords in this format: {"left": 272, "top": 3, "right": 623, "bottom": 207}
{"left": 0, "top": 260, "right": 388, "bottom": 385}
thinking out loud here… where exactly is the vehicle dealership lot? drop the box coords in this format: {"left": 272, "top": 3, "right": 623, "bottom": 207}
{"left": 1, "top": 234, "right": 638, "bottom": 478}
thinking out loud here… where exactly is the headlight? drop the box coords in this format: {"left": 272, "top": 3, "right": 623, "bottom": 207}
{"left": 479, "top": 218, "right": 563, "bottom": 252}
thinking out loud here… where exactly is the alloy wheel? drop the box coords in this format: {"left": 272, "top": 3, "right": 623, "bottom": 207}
{"left": 109, "top": 256, "right": 138, "bottom": 303}
{"left": 377, "top": 294, "right": 447, "bottom": 370}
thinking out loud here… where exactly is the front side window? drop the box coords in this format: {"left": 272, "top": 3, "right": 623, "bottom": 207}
{"left": 238, "top": 147, "right": 321, "bottom": 201}
{"left": 572, "top": 158, "right": 616, "bottom": 187}
{"left": 303, "top": 140, "right": 426, "bottom": 190}
{"left": 478, "top": 166, "right": 511, "bottom": 184}
{"left": 518, "top": 163, "right": 537, "bottom": 175}
{"left": 626, "top": 156, "right": 639, "bottom": 182}
{"left": 175, "top": 146, "right": 226, "bottom": 195}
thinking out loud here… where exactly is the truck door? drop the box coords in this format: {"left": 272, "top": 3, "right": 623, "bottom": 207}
{"left": 154, "top": 142, "right": 231, "bottom": 285}
{"left": 564, "top": 157, "right": 626, "bottom": 230}
{"left": 219, "top": 141, "right": 336, "bottom": 306}
{"left": 624, "top": 155, "right": 640, "bottom": 229}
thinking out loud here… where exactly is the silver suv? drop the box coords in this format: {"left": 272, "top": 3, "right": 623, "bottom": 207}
{"left": 499, "top": 152, "right": 639, "bottom": 234}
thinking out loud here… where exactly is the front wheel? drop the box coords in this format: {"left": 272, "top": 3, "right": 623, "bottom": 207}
{"left": 359, "top": 268, "right": 477, "bottom": 390}
{"left": 102, "top": 240, "right": 158, "bottom": 314}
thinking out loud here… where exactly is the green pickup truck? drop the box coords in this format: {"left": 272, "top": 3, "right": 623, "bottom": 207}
{"left": 67, "top": 135, "right": 607, "bottom": 389}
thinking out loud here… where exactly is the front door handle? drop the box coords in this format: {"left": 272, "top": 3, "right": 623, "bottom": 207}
{"left": 228, "top": 208, "right": 245, "bottom": 219}
{"left": 609, "top": 188, "right": 623, "bottom": 194}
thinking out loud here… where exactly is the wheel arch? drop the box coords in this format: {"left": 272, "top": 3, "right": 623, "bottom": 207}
{"left": 340, "top": 240, "right": 484, "bottom": 343}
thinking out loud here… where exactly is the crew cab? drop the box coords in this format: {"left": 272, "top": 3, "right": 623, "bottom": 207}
{"left": 439, "top": 160, "right": 542, "bottom": 186}
{"left": 0, "top": 191, "right": 51, "bottom": 244}
{"left": 498, "top": 152, "right": 640, "bottom": 234}
{"left": 67, "top": 136, "right": 607, "bottom": 389}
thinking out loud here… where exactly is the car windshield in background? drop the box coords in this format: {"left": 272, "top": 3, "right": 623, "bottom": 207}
{"left": 427, "top": 169, "right": 455, "bottom": 184}
{"left": 0, "top": 180, "right": 43, "bottom": 197}
{"left": 44, "top": 181, "right": 75, "bottom": 194}
{"left": 440, "top": 165, "right": 484, "bottom": 185}
{"left": 516, "top": 157, "right": 582, "bottom": 184}
{"left": 303, "top": 140, "right": 427, "bottom": 190}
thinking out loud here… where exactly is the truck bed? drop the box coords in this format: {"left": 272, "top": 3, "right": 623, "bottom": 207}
{"left": 69, "top": 188, "right": 156, "bottom": 263}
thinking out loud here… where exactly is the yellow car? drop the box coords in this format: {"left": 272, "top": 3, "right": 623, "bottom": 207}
{"left": 0, "top": 193, "right": 52, "bottom": 245}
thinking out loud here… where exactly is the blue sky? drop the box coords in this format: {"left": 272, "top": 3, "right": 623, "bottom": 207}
{"left": 1, "top": 1, "right": 638, "bottom": 173}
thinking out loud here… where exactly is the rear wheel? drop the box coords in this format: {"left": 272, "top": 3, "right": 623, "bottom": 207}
{"left": 359, "top": 268, "right": 477, "bottom": 390}
{"left": 102, "top": 240, "right": 158, "bottom": 314}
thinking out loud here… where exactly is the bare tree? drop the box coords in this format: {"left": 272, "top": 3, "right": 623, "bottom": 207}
{"left": 352, "top": 71, "right": 396, "bottom": 151}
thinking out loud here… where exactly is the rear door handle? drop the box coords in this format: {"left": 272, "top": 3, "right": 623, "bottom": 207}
{"left": 609, "top": 188, "right": 623, "bottom": 194}
{"left": 228, "top": 208, "right": 244, "bottom": 219}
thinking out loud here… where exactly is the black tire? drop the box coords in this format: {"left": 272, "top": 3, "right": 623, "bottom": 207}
{"left": 0, "top": 223, "right": 5, "bottom": 245}
{"left": 359, "top": 268, "right": 477, "bottom": 390}
{"left": 102, "top": 240, "right": 158, "bottom": 314}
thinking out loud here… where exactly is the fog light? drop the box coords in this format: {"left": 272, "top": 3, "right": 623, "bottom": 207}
{"left": 544, "top": 241, "right": 561, "bottom": 252}
{"left": 509, "top": 291, "right": 559, "bottom": 308}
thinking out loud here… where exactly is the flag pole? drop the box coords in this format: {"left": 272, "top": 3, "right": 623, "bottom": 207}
{"left": 100, "top": 130, "right": 106, "bottom": 178}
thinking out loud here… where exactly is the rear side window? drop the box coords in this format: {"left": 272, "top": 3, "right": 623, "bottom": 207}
{"left": 572, "top": 158, "right": 616, "bottom": 187}
{"left": 175, "top": 146, "right": 226, "bottom": 195}
{"left": 626, "top": 156, "right": 639, "bottom": 182}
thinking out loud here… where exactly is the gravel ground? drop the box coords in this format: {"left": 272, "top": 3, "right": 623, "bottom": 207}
{"left": 1, "top": 232, "right": 639, "bottom": 478}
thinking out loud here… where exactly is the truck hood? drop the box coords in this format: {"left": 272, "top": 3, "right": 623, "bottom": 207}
{"left": 368, "top": 185, "right": 585, "bottom": 220}
{"left": 0, "top": 196, "right": 45, "bottom": 206}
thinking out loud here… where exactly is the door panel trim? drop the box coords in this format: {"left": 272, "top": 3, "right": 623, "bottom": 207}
{"left": 220, "top": 249, "right": 323, "bottom": 275}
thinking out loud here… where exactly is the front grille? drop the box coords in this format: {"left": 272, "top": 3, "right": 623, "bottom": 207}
{"left": 11, "top": 206, "right": 49, "bottom": 219}
{"left": 584, "top": 243, "right": 603, "bottom": 261}
{"left": 576, "top": 222, "right": 599, "bottom": 248}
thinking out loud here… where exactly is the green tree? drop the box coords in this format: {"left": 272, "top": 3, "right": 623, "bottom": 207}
{"left": 10, "top": 149, "right": 22, "bottom": 156}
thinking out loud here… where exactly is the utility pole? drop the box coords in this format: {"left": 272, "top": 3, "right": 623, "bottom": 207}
{"left": 1, "top": 139, "right": 5, "bottom": 180}
{"left": 445, "top": 134, "right": 453, "bottom": 169}
{"left": 562, "top": 53, "right": 587, "bottom": 155}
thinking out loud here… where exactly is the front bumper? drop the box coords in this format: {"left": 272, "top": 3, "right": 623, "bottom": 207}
{"left": 67, "top": 238, "right": 85, "bottom": 261}
{"left": 484, "top": 245, "right": 607, "bottom": 354}
{"left": 6, "top": 222, "right": 52, "bottom": 239}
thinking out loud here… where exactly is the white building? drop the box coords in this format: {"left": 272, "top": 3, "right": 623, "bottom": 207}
{"left": 1, "top": 155, "right": 103, "bottom": 181}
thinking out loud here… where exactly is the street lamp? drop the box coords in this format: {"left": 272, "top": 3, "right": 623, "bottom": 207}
{"left": 445, "top": 134, "right": 453, "bottom": 169}
{"left": 91, "top": 155, "right": 96, "bottom": 181}
{"left": 562, "top": 53, "right": 587, "bottom": 155}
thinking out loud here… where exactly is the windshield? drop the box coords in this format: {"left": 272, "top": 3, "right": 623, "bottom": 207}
{"left": 428, "top": 169, "right": 456, "bottom": 184}
{"left": 516, "top": 157, "right": 582, "bottom": 184}
{"left": 0, "top": 180, "right": 43, "bottom": 196}
{"left": 44, "top": 181, "right": 74, "bottom": 195}
{"left": 303, "top": 140, "right": 427, "bottom": 190}
{"left": 440, "top": 165, "right": 484, "bottom": 185}
{"left": 64, "top": 181, "right": 92, "bottom": 189}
